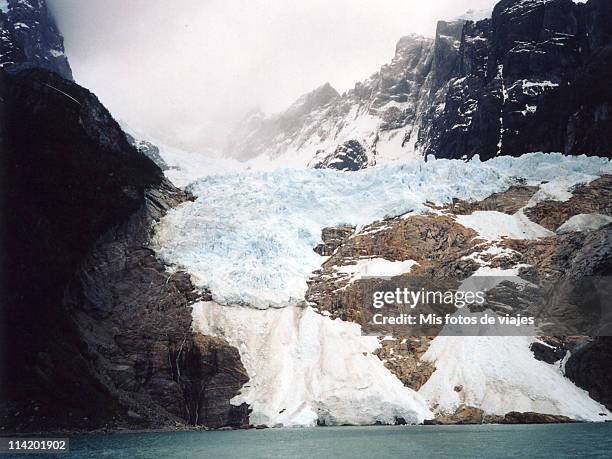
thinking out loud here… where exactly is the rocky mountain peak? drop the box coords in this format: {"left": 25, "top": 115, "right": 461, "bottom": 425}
{"left": 284, "top": 82, "right": 339, "bottom": 118}
{"left": 0, "top": 0, "right": 72, "bottom": 80}
{"left": 394, "top": 34, "right": 432, "bottom": 56}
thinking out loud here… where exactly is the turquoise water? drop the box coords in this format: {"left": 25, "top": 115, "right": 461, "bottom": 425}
{"left": 23, "top": 423, "right": 612, "bottom": 458}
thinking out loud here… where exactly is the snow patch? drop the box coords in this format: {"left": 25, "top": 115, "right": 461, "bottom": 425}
{"left": 455, "top": 210, "right": 553, "bottom": 241}
{"left": 419, "top": 334, "right": 610, "bottom": 421}
{"left": 527, "top": 173, "right": 597, "bottom": 207}
{"left": 335, "top": 258, "right": 418, "bottom": 283}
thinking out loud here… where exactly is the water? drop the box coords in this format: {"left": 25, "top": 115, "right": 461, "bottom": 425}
{"left": 18, "top": 423, "right": 612, "bottom": 458}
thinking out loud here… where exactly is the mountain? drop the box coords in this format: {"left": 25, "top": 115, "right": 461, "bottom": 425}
{"left": 228, "top": 33, "right": 439, "bottom": 168}
{"left": 0, "top": 0, "right": 72, "bottom": 80}
{"left": 423, "top": 0, "right": 612, "bottom": 160}
{"left": 228, "top": 0, "right": 612, "bottom": 168}
{"left": 2, "top": 0, "right": 612, "bottom": 433}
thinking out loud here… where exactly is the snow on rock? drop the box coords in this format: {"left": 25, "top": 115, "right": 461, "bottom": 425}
{"left": 456, "top": 7, "right": 492, "bottom": 21}
{"left": 192, "top": 302, "right": 432, "bottom": 427}
{"left": 335, "top": 258, "right": 419, "bottom": 281}
{"left": 419, "top": 334, "right": 610, "bottom": 421}
{"left": 461, "top": 244, "right": 517, "bottom": 266}
{"left": 420, "top": 261, "right": 610, "bottom": 421}
{"left": 454, "top": 210, "right": 553, "bottom": 241}
{"left": 556, "top": 213, "right": 612, "bottom": 234}
{"left": 153, "top": 153, "right": 611, "bottom": 308}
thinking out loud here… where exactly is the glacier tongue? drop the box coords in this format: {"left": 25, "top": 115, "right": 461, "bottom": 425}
{"left": 193, "top": 302, "right": 432, "bottom": 427}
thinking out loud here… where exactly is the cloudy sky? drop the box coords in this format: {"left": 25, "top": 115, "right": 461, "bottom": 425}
{"left": 48, "top": 0, "right": 497, "bottom": 152}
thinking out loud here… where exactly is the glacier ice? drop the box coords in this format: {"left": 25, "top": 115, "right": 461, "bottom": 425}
{"left": 153, "top": 152, "right": 611, "bottom": 309}
{"left": 193, "top": 302, "right": 432, "bottom": 427}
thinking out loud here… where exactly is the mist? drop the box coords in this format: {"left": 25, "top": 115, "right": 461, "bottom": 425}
{"left": 48, "top": 0, "right": 497, "bottom": 153}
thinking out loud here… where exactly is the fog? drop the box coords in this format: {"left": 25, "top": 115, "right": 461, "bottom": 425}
{"left": 48, "top": 0, "right": 497, "bottom": 153}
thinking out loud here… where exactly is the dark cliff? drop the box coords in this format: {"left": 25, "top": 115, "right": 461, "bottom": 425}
{"left": 0, "top": 69, "right": 248, "bottom": 431}
{"left": 423, "top": 0, "right": 612, "bottom": 160}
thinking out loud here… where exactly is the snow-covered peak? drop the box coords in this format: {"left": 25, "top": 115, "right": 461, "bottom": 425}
{"left": 225, "top": 29, "right": 438, "bottom": 167}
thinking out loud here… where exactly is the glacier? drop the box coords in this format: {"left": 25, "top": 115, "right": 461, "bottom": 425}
{"left": 151, "top": 152, "right": 612, "bottom": 426}
{"left": 153, "top": 153, "right": 612, "bottom": 308}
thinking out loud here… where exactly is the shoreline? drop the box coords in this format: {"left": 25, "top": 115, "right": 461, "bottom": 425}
{"left": 5, "top": 417, "right": 608, "bottom": 437}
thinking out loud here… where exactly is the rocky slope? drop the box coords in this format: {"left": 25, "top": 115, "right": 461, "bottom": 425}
{"left": 306, "top": 173, "right": 612, "bottom": 422}
{"left": 0, "top": 0, "right": 72, "bottom": 80}
{"left": 229, "top": 0, "right": 612, "bottom": 168}
{"left": 0, "top": 68, "right": 248, "bottom": 432}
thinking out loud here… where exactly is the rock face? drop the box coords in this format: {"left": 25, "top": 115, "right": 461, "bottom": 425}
{"left": 126, "top": 133, "right": 170, "bottom": 171}
{"left": 0, "top": 0, "right": 72, "bottom": 80}
{"left": 229, "top": 0, "right": 612, "bottom": 168}
{"left": 530, "top": 341, "right": 566, "bottom": 364}
{"left": 310, "top": 140, "right": 369, "bottom": 171}
{"left": 313, "top": 225, "right": 355, "bottom": 256}
{"left": 432, "top": 405, "right": 485, "bottom": 425}
{"left": 566, "top": 337, "right": 612, "bottom": 411}
{"left": 0, "top": 68, "right": 248, "bottom": 431}
{"left": 492, "top": 412, "right": 577, "bottom": 424}
{"left": 426, "top": 0, "right": 612, "bottom": 160}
